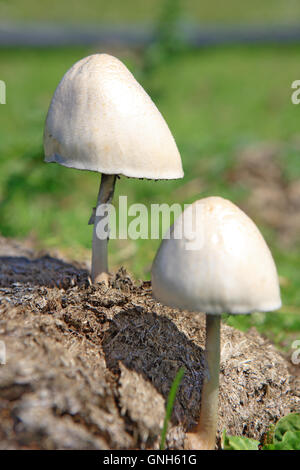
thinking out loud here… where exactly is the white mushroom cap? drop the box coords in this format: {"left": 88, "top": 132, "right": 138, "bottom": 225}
{"left": 44, "top": 54, "right": 183, "bottom": 180}
{"left": 152, "top": 197, "right": 281, "bottom": 315}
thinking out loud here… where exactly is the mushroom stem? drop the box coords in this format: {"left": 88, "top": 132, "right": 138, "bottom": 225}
{"left": 91, "top": 173, "right": 117, "bottom": 284}
{"left": 185, "top": 313, "right": 220, "bottom": 450}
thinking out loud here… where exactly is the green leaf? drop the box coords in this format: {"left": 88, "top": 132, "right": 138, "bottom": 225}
{"left": 274, "top": 413, "right": 300, "bottom": 443}
{"left": 264, "top": 431, "right": 300, "bottom": 450}
{"left": 222, "top": 430, "right": 259, "bottom": 450}
{"left": 262, "top": 413, "right": 300, "bottom": 450}
{"left": 160, "top": 367, "right": 185, "bottom": 450}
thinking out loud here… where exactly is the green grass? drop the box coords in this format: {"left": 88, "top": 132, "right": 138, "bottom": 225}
{"left": 0, "top": 44, "right": 300, "bottom": 349}
{"left": 160, "top": 367, "right": 185, "bottom": 450}
{"left": 1, "top": 0, "right": 300, "bottom": 24}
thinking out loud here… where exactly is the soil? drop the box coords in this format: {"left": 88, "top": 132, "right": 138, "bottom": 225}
{"left": 0, "top": 236, "right": 299, "bottom": 449}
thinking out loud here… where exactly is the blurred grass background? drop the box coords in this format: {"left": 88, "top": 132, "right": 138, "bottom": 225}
{"left": 0, "top": 0, "right": 300, "bottom": 350}
{"left": 1, "top": 0, "right": 300, "bottom": 24}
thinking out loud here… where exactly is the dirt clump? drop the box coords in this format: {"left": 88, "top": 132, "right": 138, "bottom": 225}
{"left": 0, "top": 236, "right": 298, "bottom": 449}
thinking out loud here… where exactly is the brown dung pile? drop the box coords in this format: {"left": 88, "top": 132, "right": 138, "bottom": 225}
{"left": 0, "top": 237, "right": 298, "bottom": 449}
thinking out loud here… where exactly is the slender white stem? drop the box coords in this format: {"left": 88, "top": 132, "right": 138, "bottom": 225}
{"left": 185, "top": 313, "right": 221, "bottom": 450}
{"left": 91, "top": 174, "right": 116, "bottom": 284}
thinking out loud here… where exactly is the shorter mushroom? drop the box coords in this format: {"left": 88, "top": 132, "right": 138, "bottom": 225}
{"left": 151, "top": 196, "right": 281, "bottom": 450}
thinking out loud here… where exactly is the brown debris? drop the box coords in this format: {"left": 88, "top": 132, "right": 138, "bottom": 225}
{"left": 227, "top": 142, "right": 300, "bottom": 247}
{"left": 118, "top": 364, "right": 165, "bottom": 445}
{"left": 0, "top": 236, "right": 298, "bottom": 449}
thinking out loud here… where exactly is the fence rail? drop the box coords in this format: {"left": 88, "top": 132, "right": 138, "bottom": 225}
{"left": 1, "top": 23, "right": 300, "bottom": 47}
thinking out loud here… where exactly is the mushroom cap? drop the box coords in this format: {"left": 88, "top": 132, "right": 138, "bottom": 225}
{"left": 151, "top": 197, "right": 281, "bottom": 315}
{"left": 44, "top": 54, "right": 183, "bottom": 180}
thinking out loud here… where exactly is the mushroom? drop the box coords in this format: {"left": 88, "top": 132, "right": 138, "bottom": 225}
{"left": 44, "top": 53, "right": 183, "bottom": 284}
{"left": 151, "top": 196, "right": 281, "bottom": 450}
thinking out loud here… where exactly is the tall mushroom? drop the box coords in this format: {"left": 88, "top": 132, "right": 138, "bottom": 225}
{"left": 44, "top": 53, "right": 183, "bottom": 284}
{"left": 151, "top": 196, "right": 281, "bottom": 450}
